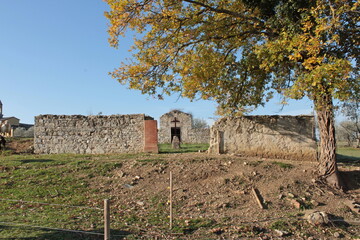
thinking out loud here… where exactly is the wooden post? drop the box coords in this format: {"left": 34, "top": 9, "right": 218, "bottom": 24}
{"left": 252, "top": 188, "right": 264, "bottom": 209}
{"left": 104, "top": 199, "right": 110, "bottom": 240}
{"left": 169, "top": 171, "right": 173, "bottom": 230}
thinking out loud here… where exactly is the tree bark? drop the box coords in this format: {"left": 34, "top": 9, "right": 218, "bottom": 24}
{"left": 315, "top": 93, "right": 345, "bottom": 189}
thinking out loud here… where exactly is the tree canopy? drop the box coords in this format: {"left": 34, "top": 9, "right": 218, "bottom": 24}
{"left": 106, "top": 0, "right": 358, "bottom": 112}
{"left": 105, "top": 0, "right": 359, "bottom": 188}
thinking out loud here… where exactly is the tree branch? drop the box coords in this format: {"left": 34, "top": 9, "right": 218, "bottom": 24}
{"left": 182, "top": 0, "right": 264, "bottom": 24}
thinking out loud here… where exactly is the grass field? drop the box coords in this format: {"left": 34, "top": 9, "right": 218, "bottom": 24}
{"left": 0, "top": 143, "right": 358, "bottom": 239}
{"left": 0, "top": 143, "right": 209, "bottom": 239}
{"left": 336, "top": 146, "right": 360, "bottom": 165}
{"left": 158, "top": 143, "right": 209, "bottom": 153}
{"left": 0, "top": 154, "right": 136, "bottom": 239}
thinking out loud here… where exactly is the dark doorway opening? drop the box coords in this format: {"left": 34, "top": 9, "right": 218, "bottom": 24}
{"left": 171, "top": 127, "right": 181, "bottom": 142}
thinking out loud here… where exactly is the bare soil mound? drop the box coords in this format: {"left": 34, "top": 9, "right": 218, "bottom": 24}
{"left": 5, "top": 138, "right": 33, "bottom": 154}
{"left": 94, "top": 153, "right": 360, "bottom": 239}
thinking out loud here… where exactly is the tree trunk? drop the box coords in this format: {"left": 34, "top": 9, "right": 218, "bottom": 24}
{"left": 315, "top": 93, "right": 345, "bottom": 189}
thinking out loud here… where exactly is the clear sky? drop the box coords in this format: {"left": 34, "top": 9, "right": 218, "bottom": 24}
{"left": 0, "top": 0, "right": 314, "bottom": 125}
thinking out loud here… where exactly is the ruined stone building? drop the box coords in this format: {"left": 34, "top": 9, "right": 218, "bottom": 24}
{"left": 158, "top": 110, "right": 210, "bottom": 144}
{"left": 208, "top": 115, "right": 317, "bottom": 161}
{"left": 33, "top": 109, "right": 317, "bottom": 161}
{"left": 34, "top": 114, "right": 158, "bottom": 154}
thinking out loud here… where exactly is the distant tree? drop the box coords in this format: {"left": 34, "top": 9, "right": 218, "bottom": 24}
{"left": 13, "top": 127, "right": 34, "bottom": 138}
{"left": 336, "top": 121, "right": 359, "bottom": 147}
{"left": 339, "top": 96, "right": 360, "bottom": 147}
{"left": 192, "top": 118, "right": 209, "bottom": 129}
{"left": 105, "top": 0, "right": 359, "bottom": 188}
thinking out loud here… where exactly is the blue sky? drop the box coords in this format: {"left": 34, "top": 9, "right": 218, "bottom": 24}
{"left": 0, "top": 0, "right": 314, "bottom": 125}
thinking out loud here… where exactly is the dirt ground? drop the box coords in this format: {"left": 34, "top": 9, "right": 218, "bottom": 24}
{"left": 5, "top": 138, "right": 34, "bottom": 154}
{"left": 3, "top": 139, "right": 360, "bottom": 239}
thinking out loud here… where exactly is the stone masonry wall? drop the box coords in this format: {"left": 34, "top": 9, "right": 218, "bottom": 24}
{"left": 208, "top": 115, "right": 317, "bottom": 161}
{"left": 34, "top": 114, "right": 147, "bottom": 154}
{"left": 188, "top": 128, "right": 210, "bottom": 144}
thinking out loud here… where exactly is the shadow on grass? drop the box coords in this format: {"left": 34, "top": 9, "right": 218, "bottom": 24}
{"left": 17, "top": 159, "right": 54, "bottom": 164}
{"left": 336, "top": 154, "right": 360, "bottom": 166}
{"left": 0, "top": 225, "right": 131, "bottom": 240}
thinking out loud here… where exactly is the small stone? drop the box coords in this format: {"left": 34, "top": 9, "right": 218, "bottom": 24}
{"left": 243, "top": 162, "right": 248, "bottom": 165}
{"left": 288, "top": 198, "right": 301, "bottom": 209}
{"left": 307, "top": 237, "right": 315, "bottom": 240}
{"left": 333, "top": 232, "right": 341, "bottom": 238}
{"left": 252, "top": 171, "right": 257, "bottom": 176}
{"left": 311, "top": 179, "right": 317, "bottom": 183}
{"left": 136, "top": 201, "right": 145, "bottom": 206}
{"left": 278, "top": 193, "right": 284, "bottom": 199}
{"left": 305, "top": 210, "right": 329, "bottom": 225}
{"left": 274, "top": 229, "right": 289, "bottom": 237}
{"left": 287, "top": 192, "right": 295, "bottom": 198}
{"left": 310, "top": 200, "right": 320, "bottom": 207}
{"left": 123, "top": 184, "right": 134, "bottom": 189}
{"left": 210, "top": 228, "right": 224, "bottom": 235}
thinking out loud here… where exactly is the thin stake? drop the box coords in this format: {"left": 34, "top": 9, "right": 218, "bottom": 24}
{"left": 169, "top": 171, "right": 173, "bottom": 230}
{"left": 252, "top": 187, "right": 264, "bottom": 209}
{"left": 104, "top": 199, "right": 110, "bottom": 240}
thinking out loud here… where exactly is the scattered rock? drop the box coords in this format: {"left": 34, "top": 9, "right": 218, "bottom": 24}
{"left": 136, "top": 201, "right": 145, "bottom": 206}
{"left": 217, "top": 202, "right": 231, "bottom": 208}
{"left": 210, "top": 227, "right": 224, "bottom": 235}
{"left": 274, "top": 229, "right": 290, "bottom": 237}
{"left": 123, "top": 184, "right": 134, "bottom": 189}
{"left": 243, "top": 162, "right": 248, "bottom": 165}
{"left": 305, "top": 210, "right": 329, "bottom": 225}
{"left": 310, "top": 199, "right": 320, "bottom": 207}
{"left": 117, "top": 171, "right": 125, "bottom": 177}
{"left": 288, "top": 198, "right": 302, "bottom": 209}
{"left": 333, "top": 232, "right": 341, "bottom": 238}
{"left": 134, "top": 175, "right": 142, "bottom": 180}
{"left": 278, "top": 193, "right": 284, "bottom": 199}
{"left": 287, "top": 192, "right": 295, "bottom": 198}
{"left": 344, "top": 200, "right": 360, "bottom": 213}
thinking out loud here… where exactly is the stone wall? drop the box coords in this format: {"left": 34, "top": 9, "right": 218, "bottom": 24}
{"left": 158, "top": 110, "right": 209, "bottom": 144}
{"left": 188, "top": 128, "right": 210, "bottom": 144}
{"left": 208, "top": 115, "right": 317, "bottom": 161}
{"left": 34, "top": 114, "right": 152, "bottom": 154}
